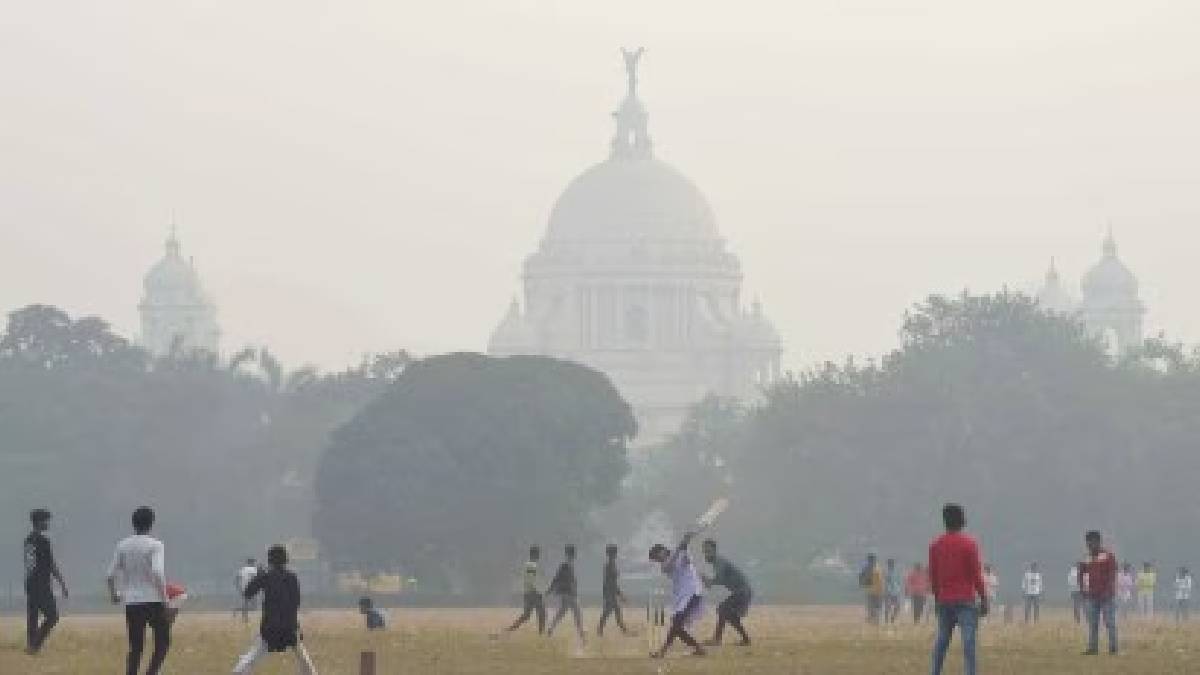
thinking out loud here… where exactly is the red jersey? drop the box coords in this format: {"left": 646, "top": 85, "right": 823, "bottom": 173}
{"left": 928, "top": 531, "right": 986, "bottom": 604}
{"left": 1083, "top": 548, "right": 1117, "bottom": 600}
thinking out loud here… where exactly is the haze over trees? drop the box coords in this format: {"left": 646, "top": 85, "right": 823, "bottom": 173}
{"left": 312, "top": 352, "right": 636, "bottom": 596}
{"left": 0, "top": 304, "right": 401, "bottom": 586}
{"left": 653, "top": 292, "right": 1200, "bottom": 597}
{"left": 4, "top": 293, "right": 1200, "bottom": 601}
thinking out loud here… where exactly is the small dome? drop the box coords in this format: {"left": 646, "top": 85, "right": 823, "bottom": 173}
{"left": 544, "top": 157, "right": 720, "bottom": 243}
{"left": 1081, "top": 233, "right": 1138, "bottom": 300}
{"left": 143, "top": 233, "right": 210, "bottom": 305}
{"left": 1036, "top": 259, "right": 1075, "bottom": 313}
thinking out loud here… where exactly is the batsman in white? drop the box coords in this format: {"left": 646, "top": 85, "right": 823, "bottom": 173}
{"left": 645, "top": 498, "right": 728, "bottom": 658}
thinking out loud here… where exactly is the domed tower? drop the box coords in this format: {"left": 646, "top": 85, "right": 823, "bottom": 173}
{"left": 1079, "top": 230, "right": 1144, "bottom": 353}
{"left": 1036, "top": 258, "right": 1075, "bottom": 314}
{"left": 488, "top": 49, "right": 784, "bottom": 443}
{"left": 138, "top": 227, "right": 220, "bottom": 356}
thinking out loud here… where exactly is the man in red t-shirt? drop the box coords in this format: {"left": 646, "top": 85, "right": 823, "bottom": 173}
{"left": 929, "top": 503, "right": 988, "bottom": 675}
{"left": 1081, "top": 530, "right": 1118, "bottom": 655}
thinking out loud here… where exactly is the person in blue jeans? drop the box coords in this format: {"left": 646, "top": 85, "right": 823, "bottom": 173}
{"left": 1081, "top": 530, "right": 1118, "bottom": 656}
{"left": 929, "top": 503, "right": 989, "bottom": 675}
{"left": 933, "top": 604, "right": 979, "bottom": 675}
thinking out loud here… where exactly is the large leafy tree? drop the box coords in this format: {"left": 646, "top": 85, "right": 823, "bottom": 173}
{"left": 662, "top": 291, "right": 1200, "bottom": 597}
{"left": 313, "top": 353, "right": 635, "bottom": 595}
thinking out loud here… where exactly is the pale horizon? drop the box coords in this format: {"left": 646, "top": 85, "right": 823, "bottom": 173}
{"left": 4, "top": 0, "right": 1199, "bottom": 371}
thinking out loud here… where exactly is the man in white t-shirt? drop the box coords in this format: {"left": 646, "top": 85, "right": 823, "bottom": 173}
{"left": 237, "top": 558, "right": 260, "bottom": 623}
{"left": 1022, "top": 562, "right": 1044, "bottom": 623}
{"left": 106, "top": 506, "right": 170, "bottom": 675}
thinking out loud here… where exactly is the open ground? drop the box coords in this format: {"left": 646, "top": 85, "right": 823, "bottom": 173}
{"left": 2, "top": 606, "right": 1197, "bottom": 674}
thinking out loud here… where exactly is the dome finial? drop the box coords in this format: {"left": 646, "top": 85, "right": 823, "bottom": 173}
{"left": 166, "top": 214, "right": 181, "bottom": 257}
{"left": 1046, "top": 257, "right": 1059, "bottom": 281}
{"left": 1103, "top": 224, "right": 1117, "bottom": 258}
{"left": 611, "top": 47, "right": 652, "bottom": 159}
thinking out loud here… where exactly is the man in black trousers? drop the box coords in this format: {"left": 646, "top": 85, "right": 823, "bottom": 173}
{"left": 24, "top": 508, "right": 69, "bottom": 655}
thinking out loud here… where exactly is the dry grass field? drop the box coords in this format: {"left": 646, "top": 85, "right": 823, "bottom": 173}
{"left": 1, "top": 606, "right": 1197, "bottom": 674}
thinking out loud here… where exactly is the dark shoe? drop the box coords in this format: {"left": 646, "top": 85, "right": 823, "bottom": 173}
{"left": 737, "top": 638, "right": 752, "bottom": 647}
{"left": 1082, "top": 650, "right": 1098, "bottom": 656}
{"left": 691, "top": 647, "right": 707, "bottom": 657}
{"left": 702, "top": 639, "right": 722, "bottom": 647}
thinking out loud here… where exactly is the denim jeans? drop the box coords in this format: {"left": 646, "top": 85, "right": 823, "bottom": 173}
{"left": 931, "top": 602, "right": 977, "bottom": 675}
{"left": 1086, "top": 597, "right": 1118, "bottom": 654}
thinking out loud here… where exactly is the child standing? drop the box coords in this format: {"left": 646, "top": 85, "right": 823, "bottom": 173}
{"left": 232, "top": 545, "right": 318, "bottom": 674}
{"left": 597, "top": 544, "right": 628, "bottom": 636}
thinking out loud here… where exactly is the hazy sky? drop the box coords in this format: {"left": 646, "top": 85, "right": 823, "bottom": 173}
{"left": 4, "top": 1, "right": 1200, "bottom": 370}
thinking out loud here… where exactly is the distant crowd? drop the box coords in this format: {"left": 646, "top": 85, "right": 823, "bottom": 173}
{"left": 858, "top": 553, "right": 1194, "bottom": 626}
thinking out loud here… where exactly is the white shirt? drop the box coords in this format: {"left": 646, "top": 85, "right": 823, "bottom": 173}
{"left": 664, "top": 549, "right": 703, "bottom": 614}
{"left": 1022, "top": 571, "right": 1043, "bottom": 596}
{"left": 985, "top": 572, "right": 999, "bottom": 600}
{"left": 107, "top": 534, "right": 166, "bottom": 605}
{"left": 1176, "top": 575, "right": 1193, "bottom": 601}
{"left": 237, "top": 565, "right": 259, "bottom": 592}
{"left": 1068, "top": 567, "right": 1081, "bottom": 593}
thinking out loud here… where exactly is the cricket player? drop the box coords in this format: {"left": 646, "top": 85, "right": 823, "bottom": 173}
{"left": 648, "top": 531, "right": 705, "bottom": 658}
{"left": 701, "top": 538, "right": 752, "bottom": 646}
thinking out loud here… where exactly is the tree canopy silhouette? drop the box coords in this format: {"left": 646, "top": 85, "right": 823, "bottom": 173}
{"left": 313, "top": 352, "right": 636, "bottom": 594}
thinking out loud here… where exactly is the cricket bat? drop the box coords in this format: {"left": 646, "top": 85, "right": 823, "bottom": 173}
{"left": 695, "top": 497, "right": 729, "bottom": 532}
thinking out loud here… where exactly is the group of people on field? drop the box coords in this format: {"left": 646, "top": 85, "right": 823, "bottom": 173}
{"left": 504, "top": 536, "right": 753, "bottom": 658}
{"left": 863, "top": 550, "right": 1196, "bottom": 632}
{"left": 921, "top": 503, "right": 1123, "bottom": 675}
{"left": 20, "top": 506, "right": 318, "bottom": 675}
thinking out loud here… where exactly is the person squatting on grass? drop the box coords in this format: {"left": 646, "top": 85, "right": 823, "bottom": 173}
{"left": 232, "top": 544, "right": 318, "bottom": 674}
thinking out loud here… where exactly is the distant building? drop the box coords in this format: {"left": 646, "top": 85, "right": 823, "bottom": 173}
{"left": 1036, "top": 230, "right": 1145, "bottom": 353}
{"left": 488, "top": 50, "right": 783, "bottom": 443}
{"left": 139, "top": 227, "right": 220, "bottom": 356}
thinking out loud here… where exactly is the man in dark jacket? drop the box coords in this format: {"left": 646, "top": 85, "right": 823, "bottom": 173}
{"left": 232, "top": 545, "right": 318, "bottom": 674}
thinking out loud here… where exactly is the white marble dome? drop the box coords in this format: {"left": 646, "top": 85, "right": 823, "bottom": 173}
{"left": 545, "top": 157, "right": 720, "bottom": 243}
